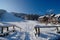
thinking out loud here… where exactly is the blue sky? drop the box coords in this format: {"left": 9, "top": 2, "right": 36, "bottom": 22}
{"left": 0, "top": 0, "right": 60, "bottom": 15}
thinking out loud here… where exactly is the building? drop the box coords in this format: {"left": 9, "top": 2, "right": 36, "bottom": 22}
{"left": 38, "top": 13, "right": 58, "bottom": 24}
{"left": 38, "top": 16, "right": 46, "bottom": 23}
{"left": 55, "top": 14, "right": 60, "bottom": 23}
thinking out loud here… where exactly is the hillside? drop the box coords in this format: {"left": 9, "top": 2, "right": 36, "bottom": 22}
{"left": 1, "top": 12, "right": 23, "bottom": 22}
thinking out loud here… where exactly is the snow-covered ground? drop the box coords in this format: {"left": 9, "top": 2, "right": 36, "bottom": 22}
{"left": 0, "top": 20, "right": 60, "bottom": 40}
{"left": 0, "top": 12, "right": 60, "bottom": 40}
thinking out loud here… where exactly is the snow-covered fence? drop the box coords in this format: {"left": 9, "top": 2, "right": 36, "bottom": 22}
{"left": 34, "top": 25, "right": 60, "bottom": 36}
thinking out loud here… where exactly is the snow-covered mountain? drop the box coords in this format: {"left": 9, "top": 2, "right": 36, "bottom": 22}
{"left": 1, "top": 12, "right": 23, "bottom": 22}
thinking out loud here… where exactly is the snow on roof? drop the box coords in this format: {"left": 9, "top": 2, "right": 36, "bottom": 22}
{"left": 55, "top": 14, "right": 60, "bottom": 17}
{"left": 0, "top": 23, "right": 14, "bottom": 27}
{"left": 39, "top": 15, "right": 50, "bottom": 18}
{"left": 45, "top": 15, "right": 49, "bottom": 17}
{"left": 39, "top": 16, "right": 45, "bottom": 18}
{"left": 50, "top": 14, "right": 54, "bottom": 16}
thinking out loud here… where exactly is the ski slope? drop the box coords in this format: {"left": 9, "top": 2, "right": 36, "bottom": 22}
{"left": 2, "top": 12, "right": 23, "bottom": 22}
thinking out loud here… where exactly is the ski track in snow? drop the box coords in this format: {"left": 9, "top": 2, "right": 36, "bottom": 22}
{"left": 2, "top": 20, "right": 60, "bottom": 40}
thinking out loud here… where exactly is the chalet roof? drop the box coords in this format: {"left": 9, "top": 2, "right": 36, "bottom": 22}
{"left": 39, "top": 16, "right": 45, "bottom": 18}
{"left": 39, "top": 15, "right": 49, "bottom": 18}
{"left": 55, "top": 14, "right": 60, "bottom": 17}
{"left": 39, "top": 14, "right": 56, "bottom": 18}
{"left": 45, "top": 15, "right": 49, "bottom": 17}
{"left": 50, "top": 14, "right": 55, "bottom": 16}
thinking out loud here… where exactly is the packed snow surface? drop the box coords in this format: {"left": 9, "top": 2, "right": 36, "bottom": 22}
{"left": 0, "top": 20, "right": 60, "bottom": 40}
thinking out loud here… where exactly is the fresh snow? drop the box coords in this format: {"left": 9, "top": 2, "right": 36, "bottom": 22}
{"left": 55, "top": 14, "right": 60, "bottom": 17}
{"left": 2, "top": 12, "right": 23, "bottom": 22}
{"left": 1, "top": 20, "right": 59, "bottom": 40}
{"left": 0, "top": 13, "right": 60, "bottom": 40}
